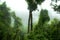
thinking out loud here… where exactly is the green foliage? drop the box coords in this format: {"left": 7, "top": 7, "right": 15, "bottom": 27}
{"left": 26, "top": 0, "right": 45, "bottom": 33}
{"left": 26, "top": 0, "right": 37, "bottom": 11}
{"left": 0, "top": 2, "right": 11, "bottom": 40}
{"left": 35, "top": 0, "right": 45, "bottom": 4}
{"left": 0, "top": 2, "right": 23, "bottom": 40}
{"left": 0, "top": 2, "right": 11, "bottom": 27}
{"left": 25, "top": 9, "right": 50, "bottom": 40}
{"left": 11, "top": 12, "right": 22, "bottom": 28}
{"left": 11, "top": 12, "right": 23, "bottom": 40}
{"left": 34, "top": 9, "right": 50, "bottom": 40}
{"left": 38, "top": 9, "right": 50, "bottom": 26}
{"left": 50, "top": 19, "right": 60, "bottom": 40}
{"left": 51, "top": 4, "right": 60, "bottom": 12}
{"left": 51, "top": 0, "right": 60, "bottom": 12}
{"left": 25, "top": 9, "right": 60, "bottom": 40}
{"left": 26, "top": 0, "right": 45, "bottom": 11}
{"left": 0, "top": 1, "right": 60, "bottom": 40}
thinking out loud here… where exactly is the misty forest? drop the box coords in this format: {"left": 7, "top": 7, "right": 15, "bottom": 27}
{"left": 0, "top": 0, "right": 60, "bottom": 40}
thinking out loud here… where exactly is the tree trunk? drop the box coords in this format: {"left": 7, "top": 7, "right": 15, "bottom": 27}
{"left": 30, "top": 11, "right": 33, "bottom": 31}
{"left": 28, "top": 10, "right": 33, "bottom": 33}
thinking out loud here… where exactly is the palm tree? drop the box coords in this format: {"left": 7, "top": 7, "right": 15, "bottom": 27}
{"left": 26, "top": 0, "right": 45, "bottom": 33}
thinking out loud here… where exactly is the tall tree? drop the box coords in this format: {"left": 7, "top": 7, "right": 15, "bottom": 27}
{"left": 26, "top": 0, "right": 45, "bottom": 33}
{"left": 26, "top": 9, "right": 50, "bottom": 40}
{"left": 34, "top": 9, "right": 50, "bottom": 40}
{"left": 0, "top": 2, "right": 11, "bottom": 40}
{"left": 0, "top": 2, "right": 23, "bottom": 40}
{"left": 11, "top": 12, "right": 23, "bottom": 40}
{"left": 36, "top": 9, "right": 50, "bottom": 28}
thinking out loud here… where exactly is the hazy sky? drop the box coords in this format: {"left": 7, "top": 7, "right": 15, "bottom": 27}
{"left": 0, "top": 0, "right": 60, "bottom": 26}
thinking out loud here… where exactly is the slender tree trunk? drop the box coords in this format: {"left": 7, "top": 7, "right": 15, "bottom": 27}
{"left": 28, "top": 10, "right": 33, "bottom": 33}
{"left": 30, "top": 11, "right": 33, "bottom": 31}
{"left": 28, "top": 11, "right": 30, "bottom": 33}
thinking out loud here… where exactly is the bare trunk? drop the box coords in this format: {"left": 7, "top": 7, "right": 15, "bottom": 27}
{"left": 28, "top": 12, "right": 30, "bottom": 33}
{"left": 31, "top": 11, "right": 33, "bottom": 31}
{"left": 28, "top": 10, "right": 33, "bottom": 33}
